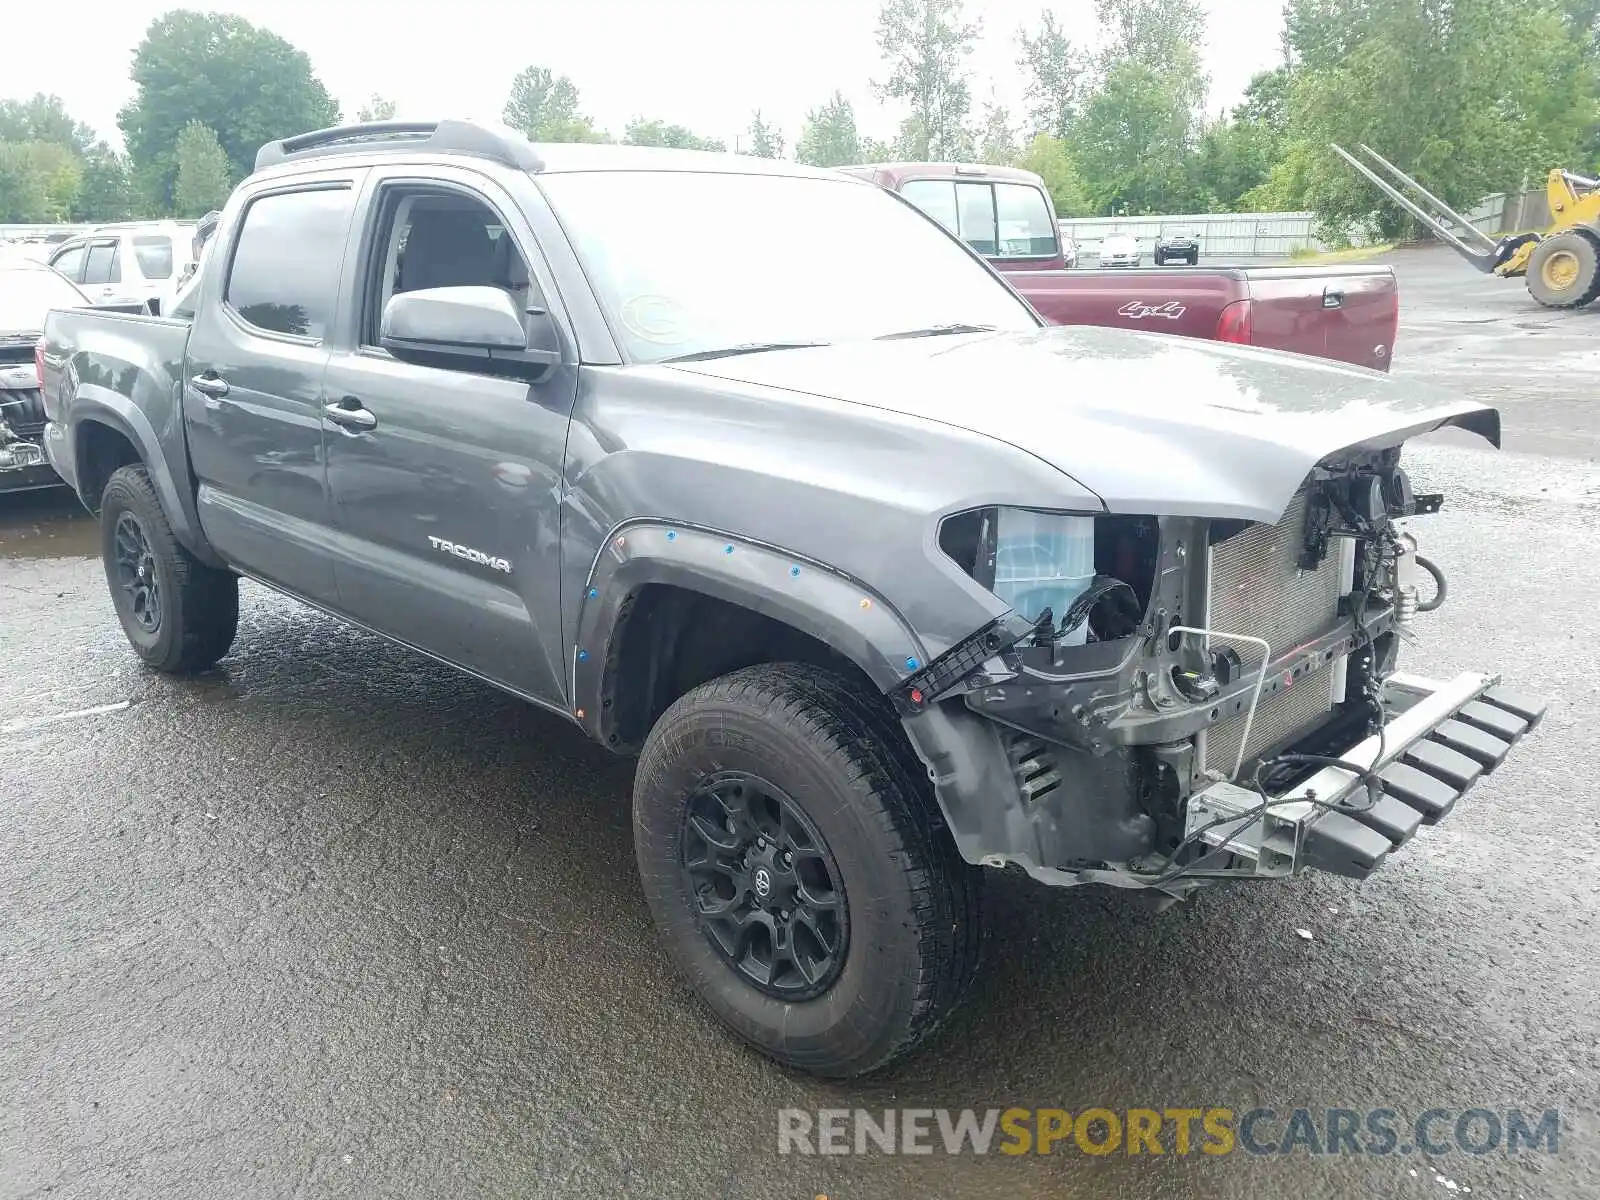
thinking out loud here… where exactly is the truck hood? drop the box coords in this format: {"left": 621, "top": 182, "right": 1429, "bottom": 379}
{"left": 665, "top": 325, "right": 1499, "bottom": 523}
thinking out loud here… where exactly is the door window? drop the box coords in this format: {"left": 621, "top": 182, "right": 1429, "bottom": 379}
{"left": 993, "top": 183, "right": 1058, "bottom": 257}
{"left": 899, "top": 180, "right": 959, "bottom": 236}
{"left": 50, "top": 244, "right": 87, "bottom": 282}
{"left": 82, "top": 242, "right": 122, "bottom": 285}
{"left": 363, "top": 187, "right": 534, "bottom": 347}
{"left": 225, "top": 186, "right": 356, "bottom": 340}
{"left": 955, "top": 183, "right": 998, "bottom": 256}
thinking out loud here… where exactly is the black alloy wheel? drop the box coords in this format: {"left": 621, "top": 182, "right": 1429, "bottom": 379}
{"left": 680, "top": 770, "right": 849, "bottom": 1001}
{"left": 112, "top": 509, "right": 162, "bottom": 634}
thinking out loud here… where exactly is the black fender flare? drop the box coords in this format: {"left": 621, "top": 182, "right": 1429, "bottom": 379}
{"left": 68, "top": 384, "right": 223, "bottom": 568}
{"left": 569, "top": 521, "right": 931, "bottom": 740}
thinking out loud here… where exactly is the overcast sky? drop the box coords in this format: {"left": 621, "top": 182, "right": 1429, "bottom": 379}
{"left": 4, "top": 0, "right": 1286, "bottom": 150}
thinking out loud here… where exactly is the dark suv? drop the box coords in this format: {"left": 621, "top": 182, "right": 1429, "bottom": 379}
{"left": 1155, "top": 229, "right": 1201, "bottom": 265}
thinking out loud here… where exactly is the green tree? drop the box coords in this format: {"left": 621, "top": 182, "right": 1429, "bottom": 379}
{"left": 621, "top": 119, "right": 725, "bottom": 151}
{"left": 1236, "top": 67, "right": 1293, "bottom": 140}
{"left": 173, "top": 121, "right": 231, "bottom": 217}
{"left": 796, "top": 92, "right": 863, "bottom": 166}
{"left": 745, "top": 111, "right": 785, "bottom": 158}
{"left": 1190, "top": 117, "right": 1279, "bottom": 211}
{"left": 1017, "top": 11, "right": 1087, "bottom": 140}
{"left": 874, "top": 0, "right": 981, "bottom": 159}
{"left": 1018, "top": 132, "right": 1090, "bottom": 216}
{"left": 502, "top": 66, "right": 604, "bottom": 143}
{"left": 1071, "top": 61, "right": 1197, "bottom": 214}
{"left": 1281, "top": 0, "right": 1598, "bottom": 236}
{"left": 975, "top": 100, "right": 1018, "bottom": 165}
{"left": 1066, "top": 0, "right": 1209, "bottom": 214}
{"left": 356, "top": 94, "right": 396, "bottom": 122}
{"left": 118, "top": 11, "right": 338, "bottom": 211}
{"left": 860, "top": 136, "right": 893, "bottom": 162}
{"left": 0, "top": 144, "right": 50, "bottom": 221}
{"left": 72, "top": 143, "right": 135, "bottom": 222}
{"left": 1095, "top": 0, "right": 1209, "bottom": 109}
{"left": 0, "top": 94, "right": 94, "bottom": 154}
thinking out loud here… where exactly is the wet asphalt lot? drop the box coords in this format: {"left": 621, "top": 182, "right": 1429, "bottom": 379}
{"left": 3, "top": 246, "right": 1599, "bottom": 1199}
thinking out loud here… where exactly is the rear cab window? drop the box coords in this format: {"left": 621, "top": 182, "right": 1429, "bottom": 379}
{"left": 898, "top": 178, "right": 1057, "bottom": 260}
{"left": 132, "top": 235, "right": 174, "bottom": 280}
{"left": 224, "top": 186, "right": 355, "bottom": 339}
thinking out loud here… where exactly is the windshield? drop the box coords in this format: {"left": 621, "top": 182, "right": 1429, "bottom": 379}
{"left": 0, "top": 265, "right": 86, "bottom": 331}
{"left": 539, "top": 170, "right": 1038, "bottom": 364}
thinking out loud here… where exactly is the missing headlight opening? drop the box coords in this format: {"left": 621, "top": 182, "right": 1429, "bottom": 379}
{"left": 937, "top": 509, "right": 1158, "bottom": 647}
{"left": 918, "top": 455, "right": 1465, "bottom": 895}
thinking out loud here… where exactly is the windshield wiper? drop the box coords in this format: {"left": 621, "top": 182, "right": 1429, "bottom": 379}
{"left": 661, "top": 341, "right": 830, "bottom": 363}
{"left": 875, "top": 323, "right": 998, "bottom": 341}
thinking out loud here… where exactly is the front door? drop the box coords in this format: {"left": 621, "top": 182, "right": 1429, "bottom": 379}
{"left": 320, "top": 171, "right": 577, "bottom": 706}
{"left": 181, "top": 174, "right": 366, "bottom": 604}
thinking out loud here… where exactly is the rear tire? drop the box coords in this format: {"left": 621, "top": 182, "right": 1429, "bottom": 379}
{"left": 1526, "top": 231, "right": 1600, "bottom": 309}
{"left": 100, "top": 464, "right": 238, "bottom": 673}
{"left": 633, "top": 662, "right": 981, "bottom": 1078}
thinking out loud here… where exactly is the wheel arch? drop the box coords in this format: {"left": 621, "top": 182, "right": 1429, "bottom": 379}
{"left": 67, "top": 385, "right": 224, "bottom": 568}
{"left": 571, "top": 522, "right": 932, "bottom": 752}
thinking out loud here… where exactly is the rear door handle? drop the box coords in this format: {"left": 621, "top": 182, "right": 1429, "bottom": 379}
{"left": 1323, "top": 288, "right": 1345, "bottom": 309}
{"left": 190, "top": 373, "right": 229, "bottom": 398}
{"left": 324, "top": 397, "right": 377, "bottom": 431}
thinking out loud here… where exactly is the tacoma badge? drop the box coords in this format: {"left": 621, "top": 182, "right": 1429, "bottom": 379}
{"left": 427, "top": 535, "right": 512, "bottom": 574}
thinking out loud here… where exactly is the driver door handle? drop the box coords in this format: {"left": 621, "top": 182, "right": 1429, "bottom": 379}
{"left": 324, "top": 396, "right": 377, "bottom": 431}
{"left": 190, "top": 372, "right": 229, "bottom": 398}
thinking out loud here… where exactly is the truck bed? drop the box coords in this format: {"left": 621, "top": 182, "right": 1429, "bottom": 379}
{"left": 38, "top": 306, "right": 201, "bottom": 540}
{"left": 1011, "top": 263, "right": 1398, "bottom": 372}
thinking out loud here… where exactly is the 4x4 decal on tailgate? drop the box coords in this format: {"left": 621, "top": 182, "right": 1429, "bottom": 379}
{"left": 1118, "top": 300, "right": 1187, "bottom": 320}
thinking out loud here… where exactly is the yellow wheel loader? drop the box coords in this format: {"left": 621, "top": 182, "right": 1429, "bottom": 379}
{"left": 1333, "top": 143, "right": 1600, "bottom": 310}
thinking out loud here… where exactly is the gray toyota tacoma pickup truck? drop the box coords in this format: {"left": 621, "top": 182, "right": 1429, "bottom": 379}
{"left": 38, "top": 120, "right": 1545, "bottom": 1078}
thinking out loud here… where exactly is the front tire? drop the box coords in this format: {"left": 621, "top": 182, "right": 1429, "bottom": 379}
{"left": 1526, "top": 232, "right": 1600, "bottom": 309}
{"left": 634, "top": 663, "right": 981, "bottom": 1078}
{"left": 100, "top": 464, "right": 238, "bottom": 673}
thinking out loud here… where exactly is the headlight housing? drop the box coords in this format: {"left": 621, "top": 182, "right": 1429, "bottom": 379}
{"left": 939, "top": 507, "right": 1154, "bottom": 646}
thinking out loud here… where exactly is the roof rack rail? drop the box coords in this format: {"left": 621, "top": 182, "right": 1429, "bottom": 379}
{"left": 254, "top": 118, "right": 543, "bottom": 174}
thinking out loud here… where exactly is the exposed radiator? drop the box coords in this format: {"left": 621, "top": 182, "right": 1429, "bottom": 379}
{"left": 1204, "top": 487, "right": 1347, "bottom": 773}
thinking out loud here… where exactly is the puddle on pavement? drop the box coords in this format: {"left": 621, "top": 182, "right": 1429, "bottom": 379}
{"left": 0, "top": 488, "right": 98, "bottom": 561}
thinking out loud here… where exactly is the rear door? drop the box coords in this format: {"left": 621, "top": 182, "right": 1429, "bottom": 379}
{"left": 182, "top": 170, "right": 367, "bottom": 603}
{"left": 79, "top": 238, "right": 129, "bottom": 306}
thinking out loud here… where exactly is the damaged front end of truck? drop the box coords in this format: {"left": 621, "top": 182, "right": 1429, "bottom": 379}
{"left": 897, "top": 435, "right": 1546, "bottom": 901}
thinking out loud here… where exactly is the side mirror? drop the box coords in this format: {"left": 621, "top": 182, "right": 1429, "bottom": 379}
{"left": 380, "top": 285, "right": 560, "bottom": 380}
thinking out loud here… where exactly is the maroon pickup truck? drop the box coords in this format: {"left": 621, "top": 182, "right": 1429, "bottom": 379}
{"left": 840, "top": 162, "right": 1398, "bottom": 372}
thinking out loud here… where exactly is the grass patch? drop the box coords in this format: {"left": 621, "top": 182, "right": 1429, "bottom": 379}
{"left": 1290, "top": 243, "right": 1397, "bottom": 264}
